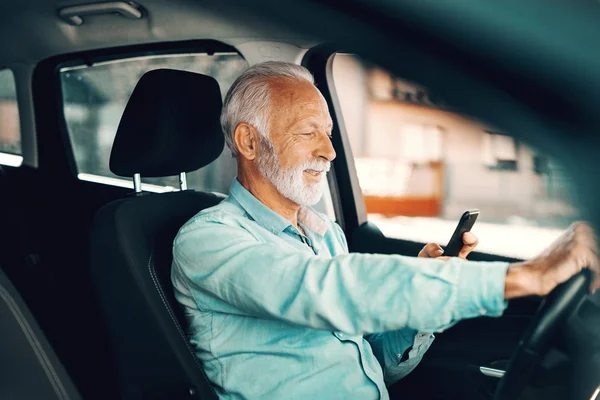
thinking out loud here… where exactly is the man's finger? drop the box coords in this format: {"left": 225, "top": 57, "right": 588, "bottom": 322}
{"left": 463, "top": 231, "right": 478, "bottom": 246}
{"left": 588, "top": 253, "right": 600, "bottom": 293}
{"left": 457, "top": 232, "right": 479, "bottom": 259}
{"left": 418, "top": 243, "right": 444, "bottom": 258}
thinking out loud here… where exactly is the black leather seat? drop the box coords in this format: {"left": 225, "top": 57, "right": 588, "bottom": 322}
{"left": 0, "top": 268, "right": 82, "bottom": 400}
{"left": 89, "top": 69, "right": 225, "bottom": 399}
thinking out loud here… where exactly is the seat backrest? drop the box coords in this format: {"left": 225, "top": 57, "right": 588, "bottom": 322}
{"left": 91, "top": 191, "right": 223, "bottom": 399}
{"left": 89, "top": 69, "right": 225, "bottom": 399}
{"left": 0, "top": 268, "right": 82, "bottom": 400}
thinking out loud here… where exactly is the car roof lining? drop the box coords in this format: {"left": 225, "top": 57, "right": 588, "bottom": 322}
{"left": 0, "top": 0, "right": 317, "bottom": 65}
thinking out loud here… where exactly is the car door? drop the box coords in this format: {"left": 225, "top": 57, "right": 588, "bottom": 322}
{"left": 303, "top": 49, "right": 579, "bottom": 399}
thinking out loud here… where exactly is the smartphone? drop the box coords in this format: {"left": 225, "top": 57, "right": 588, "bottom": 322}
{"left": 444, "top": 209, "right": 480, "bottom": 257}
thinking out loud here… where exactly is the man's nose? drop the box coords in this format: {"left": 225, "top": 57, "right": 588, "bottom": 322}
{"left": 315, "top": 133, "right": 336, "bottom": 162}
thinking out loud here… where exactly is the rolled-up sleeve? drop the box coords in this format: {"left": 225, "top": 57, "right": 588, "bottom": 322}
{"left": 173, "top": 214, "right": 509, "bottom": 335}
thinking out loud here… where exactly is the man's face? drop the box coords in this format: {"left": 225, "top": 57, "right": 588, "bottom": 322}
{"left": 256, "top": 79, "right": 336, "bottom": 206}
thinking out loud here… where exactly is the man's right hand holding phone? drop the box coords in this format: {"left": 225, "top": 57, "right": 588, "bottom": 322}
{"left": 418, "top": 232, "right": 479, "bottom": 260}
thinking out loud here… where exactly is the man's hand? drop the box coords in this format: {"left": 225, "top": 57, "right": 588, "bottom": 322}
{"left": 504, "top": 222, "right": 600, "bottom": 299}
{"left": 418, "top": 232, "right": 479, "bottom": 260}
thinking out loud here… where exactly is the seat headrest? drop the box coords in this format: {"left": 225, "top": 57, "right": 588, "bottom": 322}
{"left": 110, "top": 69, "right": 224, "bottom": 178}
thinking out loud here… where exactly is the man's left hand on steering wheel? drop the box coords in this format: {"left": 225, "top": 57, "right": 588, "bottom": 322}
{"left": 504, "top": 222, "right": 599, "bottom": 299}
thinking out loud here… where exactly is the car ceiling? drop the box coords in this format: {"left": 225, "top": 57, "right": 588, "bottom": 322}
{"left": 0, "top": 0, "right": 317, "bottom": 65}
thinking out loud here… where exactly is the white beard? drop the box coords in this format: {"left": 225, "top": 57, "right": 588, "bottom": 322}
{"left": 256, "top": 136, "right": 330, "bottom": 206}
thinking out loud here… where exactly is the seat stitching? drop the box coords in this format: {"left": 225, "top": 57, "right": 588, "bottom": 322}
{"left": 147, "top": 250, "right": 218, "bottom": 398}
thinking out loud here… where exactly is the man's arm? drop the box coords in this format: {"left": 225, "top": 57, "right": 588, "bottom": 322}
{"left": 173, "top": 215, "right": 509, "bottom": 335}
{"left": 420, "top": 222, "right": 600, "bottom": 298}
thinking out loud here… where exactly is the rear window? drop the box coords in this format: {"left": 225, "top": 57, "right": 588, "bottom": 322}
{"left": 60, "top": 53, "right": 247, "bottom": 194}
{"left": 0, "top": 68, "right": 22, "bottom": 166}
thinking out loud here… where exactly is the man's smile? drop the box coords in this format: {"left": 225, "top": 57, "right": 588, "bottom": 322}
{"left": 305, "top": 169, "right": 322, "bottom": 175}
{"left": 304, "top": 169, "right": 324, "bottom": 178}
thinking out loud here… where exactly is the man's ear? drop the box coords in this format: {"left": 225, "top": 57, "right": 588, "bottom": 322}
{"left": 234, "top": 122, "right": 259, "bottom": 161}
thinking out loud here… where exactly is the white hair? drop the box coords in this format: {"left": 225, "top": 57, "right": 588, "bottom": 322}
{"left": 220, "top": 61, "right": 315, "bottom": 156}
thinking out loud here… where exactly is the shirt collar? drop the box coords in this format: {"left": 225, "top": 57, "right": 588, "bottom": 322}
{"left": 228, "top": 178, "right": 328, "bottom": 237}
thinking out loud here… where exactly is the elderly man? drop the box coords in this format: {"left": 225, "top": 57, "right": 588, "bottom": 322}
{"left": 172, "top": 61, "right": 599, "bottom": 399}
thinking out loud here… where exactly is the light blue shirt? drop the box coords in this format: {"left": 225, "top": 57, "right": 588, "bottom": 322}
{"left": 172, "top": 179, "right": 509, "bottom": 399}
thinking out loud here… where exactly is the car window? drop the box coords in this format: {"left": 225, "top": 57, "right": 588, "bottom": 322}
{"left": 331, "top": 53, "right": 582, "bottom": 259}
{"left": 59, "top": 54, "right": 336, "bottom": 219}
{"left": 0, "top": 68, "right": 22, "bottom": 166}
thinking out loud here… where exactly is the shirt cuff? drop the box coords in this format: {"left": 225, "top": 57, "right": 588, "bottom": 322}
{"left": 454, "top": 260, "right": 509, "bottom": 320}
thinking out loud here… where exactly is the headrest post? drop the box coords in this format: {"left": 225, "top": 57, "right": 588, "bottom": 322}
{"left": 179, "top": 172, "right": 188, "bottom": 191}
{"left": 133, "top": 173, "right": 142, "bottom": 193}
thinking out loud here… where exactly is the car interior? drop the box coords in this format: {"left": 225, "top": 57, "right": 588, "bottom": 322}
{"left": 0, "top": 1, "right": 599, "bottom": 400}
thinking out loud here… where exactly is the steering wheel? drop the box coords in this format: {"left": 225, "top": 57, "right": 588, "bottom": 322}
{"left": 494, "top": 269, "right": 593, "bottom": 400}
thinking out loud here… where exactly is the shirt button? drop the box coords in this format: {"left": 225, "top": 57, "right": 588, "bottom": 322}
{"left": 479, "top": 308, "right": 488, "bottom": 315}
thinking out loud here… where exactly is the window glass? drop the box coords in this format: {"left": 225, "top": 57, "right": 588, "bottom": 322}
{"left": 0, "top": 68, "right": 22, "bottom": 166}
{"left": 331, "top": 53, "right": 581, "bottom": 259}
{"left": 60, "top": 54, "right": 335, "bottom": 219}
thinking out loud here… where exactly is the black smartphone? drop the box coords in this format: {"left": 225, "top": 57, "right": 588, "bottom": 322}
{"left": 444, "top": 209, "right": 480, "bottom": 257}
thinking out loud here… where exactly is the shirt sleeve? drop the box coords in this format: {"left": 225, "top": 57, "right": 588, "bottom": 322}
{"left": 173, "top": 215, "right": 509, "bottom": 335}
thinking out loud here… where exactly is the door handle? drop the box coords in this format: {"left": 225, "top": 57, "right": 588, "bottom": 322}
{"left": 479, "top": 366, "right": 505, "bottom": 379}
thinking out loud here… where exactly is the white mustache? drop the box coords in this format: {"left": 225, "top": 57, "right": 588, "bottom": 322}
{"left": 302, "top": 159, "right": 331, "bottom": 173}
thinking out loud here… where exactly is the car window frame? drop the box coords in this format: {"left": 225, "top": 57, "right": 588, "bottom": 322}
{"left": 303, "top": 45, "right": 366, "bottom": 234}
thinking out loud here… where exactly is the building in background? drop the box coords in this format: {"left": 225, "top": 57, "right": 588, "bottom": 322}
{"left": 332, "top": 54, "right": 579, "bottom": 228}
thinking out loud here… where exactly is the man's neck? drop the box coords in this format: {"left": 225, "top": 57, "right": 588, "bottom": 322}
{"left": 237, "top": 168, "right": 301, "bottom": 227}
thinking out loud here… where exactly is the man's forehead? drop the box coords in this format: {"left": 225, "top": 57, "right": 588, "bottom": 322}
{"left": 282, "top": 103, "right": 333, "bottom": 129}
{"left": 270, "top": 78, "right": 322, "bottom": 103}
{"left": 263, "top": 79, "right": 332, "bottom": 137}
{"left": 269, "top": 80, "right": 329, "bottom": 115}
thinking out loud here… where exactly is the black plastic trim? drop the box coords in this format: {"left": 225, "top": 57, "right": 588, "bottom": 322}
{"left": 302, "top": 45, "right": 366, "bottom": 235}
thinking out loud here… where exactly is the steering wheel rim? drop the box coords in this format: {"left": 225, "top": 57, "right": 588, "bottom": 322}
{"left": 494, "top": 269, "right": 593, "bottom": 400}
